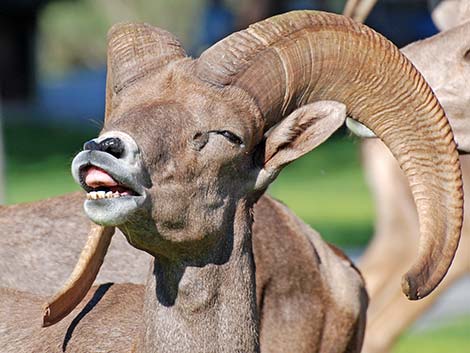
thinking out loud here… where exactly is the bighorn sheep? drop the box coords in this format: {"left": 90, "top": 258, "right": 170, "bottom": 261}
{"left": 0, "top": 10, "right": 464, "bottom": 352}
{"left": 345, "top": 1, "right": 470, "bottom": 352}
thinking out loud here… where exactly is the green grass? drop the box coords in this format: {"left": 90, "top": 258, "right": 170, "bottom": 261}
{"left": 4, "top": 120, "right": 99, "bottom": 204}
{"left": 393, "top": 316, "right": 470, "bottom": 353}
{"left": 7, "top": 157, "right": 80, "bottom": 203}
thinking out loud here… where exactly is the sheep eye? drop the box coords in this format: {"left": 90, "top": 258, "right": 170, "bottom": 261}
{"left": 220, "top": 130, "right": 243, "bottom": 145}
{"left": 211, "top": 130, "right": 243, "bottom": 145}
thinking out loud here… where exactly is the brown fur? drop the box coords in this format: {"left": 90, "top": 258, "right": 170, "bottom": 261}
{"left": 0, "top": 284, "right": 144, "bottom": 352}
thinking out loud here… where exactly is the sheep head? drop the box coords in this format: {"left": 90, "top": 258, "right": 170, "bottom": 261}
{"left": 43, "top": 11, "right": 464, "bottom": 326}
{"left": 73, "top": 58, "right": 348, "bottom": 259}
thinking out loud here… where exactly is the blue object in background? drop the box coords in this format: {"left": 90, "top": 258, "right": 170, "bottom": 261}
{"left": 365, "top": 2, "right": 438, "bottom": 47}
{"left": 193, "top": 0, "right": 235, "bottom": 55}
{"left": 287, "top": 0, "right": 320, "bottom": 11}
{"left": 36, "top": 68, "right": 106, "bottom": 122}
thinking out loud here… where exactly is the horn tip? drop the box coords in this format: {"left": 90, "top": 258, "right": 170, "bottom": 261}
{"left": 41, "top": 303, "right": 53, "bottom": 327}
{"left": 401, "top": 273, "right": 425, "bottom": 301}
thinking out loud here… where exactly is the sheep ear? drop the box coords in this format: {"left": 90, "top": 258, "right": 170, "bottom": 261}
{"left": 254, "top": 101, "right": 346, "bottom": 190}
{"left": 346, "top": 117, "right": 376, "bottom": 138}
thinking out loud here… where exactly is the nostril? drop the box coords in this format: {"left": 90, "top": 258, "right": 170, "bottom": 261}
{"left": 83, "top": 137, "right": 125, "bottom": 158}
{"left": 100, "top": 137, "right": 125, "bottom": 158}
{"left": 83, "top": 140, "right": 101, "bottom": 151}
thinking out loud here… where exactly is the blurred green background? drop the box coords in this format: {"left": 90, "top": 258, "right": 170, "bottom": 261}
{"left": 1, "top": 0, "right": 468, "bottom": 352}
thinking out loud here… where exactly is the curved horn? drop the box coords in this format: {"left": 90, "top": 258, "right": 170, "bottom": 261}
{"left": 42, "top": 225, "right": 115, "bottom": 327}
{"left": 105, "top": 22, "right": 187, "bottom": 120}
{"left": 196, "top": 11, "right": 463, "bottom": 300}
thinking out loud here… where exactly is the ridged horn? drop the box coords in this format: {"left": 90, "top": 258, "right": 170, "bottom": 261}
{"left": 105, "top": 22, "right": 187, "bottom": 120}
{"left": 196, "top": 11, "right": 463, "bottom": 300}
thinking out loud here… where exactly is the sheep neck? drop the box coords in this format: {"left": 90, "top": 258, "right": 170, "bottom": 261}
{"left": 138, "top": 199, "right": 260, "bottom": 353}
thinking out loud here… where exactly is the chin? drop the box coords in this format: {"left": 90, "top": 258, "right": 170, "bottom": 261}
{"left": 83, "top": 194, "right": 149, "bottom": 226}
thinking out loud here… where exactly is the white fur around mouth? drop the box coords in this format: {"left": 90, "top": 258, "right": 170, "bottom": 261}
{"left": 86, "top": 191, "right": 131, "bottom": 200}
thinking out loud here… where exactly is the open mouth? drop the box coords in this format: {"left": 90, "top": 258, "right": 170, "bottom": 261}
{"left": 80, "top": 166, "right": 139, "bottom": 200}
{"left": 71, "top": 135, "right": 150, "bottom": 226}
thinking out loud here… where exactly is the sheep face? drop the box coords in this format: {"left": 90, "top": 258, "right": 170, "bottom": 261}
{"left": 72, "top": 69, "right": 264, "bottom": 259}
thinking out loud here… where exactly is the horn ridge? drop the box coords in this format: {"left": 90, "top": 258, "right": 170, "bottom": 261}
{"left": 108, "top": 23, "right": 186, "bottom": 94}
{"left": 197, "top": 11, "right": 365, "bottom": 87}
{"left": 105, "top": 22, "right": 187, "bottom": 119}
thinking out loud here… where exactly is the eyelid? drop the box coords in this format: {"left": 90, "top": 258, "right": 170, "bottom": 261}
{"left": 209, "top": 130, "right": 244, "bottom": 145}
